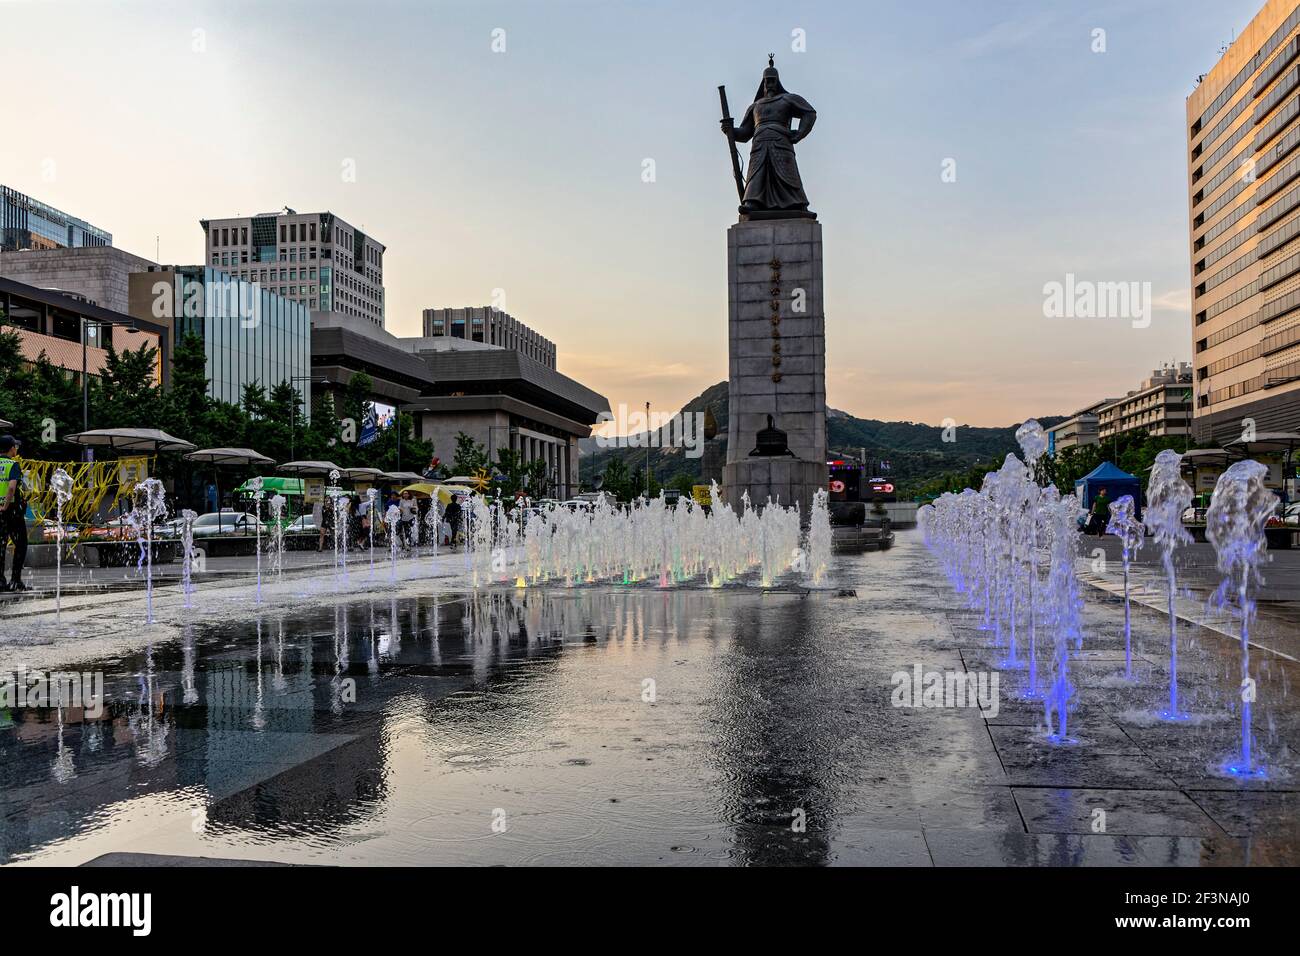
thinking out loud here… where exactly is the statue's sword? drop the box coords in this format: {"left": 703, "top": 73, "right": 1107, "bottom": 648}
{"left": 718, "top": 85, "right": 745, "bottom": 202}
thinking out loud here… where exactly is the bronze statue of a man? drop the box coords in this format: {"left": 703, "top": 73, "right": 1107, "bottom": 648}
{"left": 721, "top": 56, "right": 817, "bottom": 219}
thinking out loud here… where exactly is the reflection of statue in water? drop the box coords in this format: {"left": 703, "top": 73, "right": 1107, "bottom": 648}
{"left": 720, "top": 55, "right": 817, "bottom": 219}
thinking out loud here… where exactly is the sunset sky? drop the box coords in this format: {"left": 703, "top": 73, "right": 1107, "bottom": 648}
{"left": 1, "top": 0, "right": 1265, "bottom": 427}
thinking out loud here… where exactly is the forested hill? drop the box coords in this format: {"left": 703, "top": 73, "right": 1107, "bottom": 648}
{"left": 578, "top": 381, "right": 1066, "bottom": 495}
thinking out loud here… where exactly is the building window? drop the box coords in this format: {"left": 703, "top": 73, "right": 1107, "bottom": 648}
{"left": 280, "top": 225, "right": 286, "bottom": 243}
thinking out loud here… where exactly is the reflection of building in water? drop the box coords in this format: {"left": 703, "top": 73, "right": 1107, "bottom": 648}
{"left": 201, "top": 610, "right": 388, "bottom": 833}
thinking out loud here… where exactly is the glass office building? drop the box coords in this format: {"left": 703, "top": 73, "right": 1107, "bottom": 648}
{"left": 164, "top": 266, "right": 312, "bottom": 420}
{"left": 1, "top": 185, "right": 112, "bottom": 251}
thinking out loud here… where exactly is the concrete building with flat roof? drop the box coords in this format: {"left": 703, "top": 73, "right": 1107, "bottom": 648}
{"left": 422, "top": 307, "right": 556, "bottom": 368}
{"left": 1188, "top": 0, "right": 1300, "bottom": 444}
{"left": 1046, "top": 398, "right": 1116, "bottom": 456}
{"left": 307, "top": 311, "right": 607, "bottom": 498}
{"left": 1097, "top": 364, "right": 1195, "bottom": 443}
{"left": 201, "top": 208, "right": 385, "bottom": 328}
{"left": 406, "top": 347, "right": 608, "bottom": 498}
{"left": 0, "top": 245, "right": 157, "bottom": 314}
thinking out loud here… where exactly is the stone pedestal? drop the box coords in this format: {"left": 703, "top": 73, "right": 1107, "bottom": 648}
{"left": 722, "top": 217, "right": 826, "bottom": 516}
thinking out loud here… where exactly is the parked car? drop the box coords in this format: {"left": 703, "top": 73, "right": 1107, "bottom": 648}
{"left": 87, "top": 516, "right": 167, "bottom": 540}
{"left": 161, "top": 510, "right": 263, "bottom": 538}
{"left": 285, "top": 514, "right": 319, "bottom": 534}
{"left": 1279, "top": 501, "right": 1300, "bottom": 526}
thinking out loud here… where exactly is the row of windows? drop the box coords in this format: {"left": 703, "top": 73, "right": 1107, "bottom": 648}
{"left": 1262, "top": 319, "right": 1300, "bottom": 355}
{"left": 1261, "top": 284, "right": 1300, "bottom": 323}
{"left": 283, "top": 221, "right": 317, "bottom": 243}
{"left": 1205, "top": 356, "right": 1300, "bottom": 406}
{"left": 1202, "top": 214, "right": 1254, "bottom": 269}
{"left": 1196, "top": 114, "right": 1253, "bottom": 183}
{"left": 1201, "top": 245, "right": 1256, "bottom": 293}
{"left": 1256, "top": 93, "right": 1300, "bottom": 154}
{"left": 1260, "top": 247, "right": 1300, "bottom": 289}
{"left": 1195, "top": 173, "right": 1249, "bottom": 227}
{"left": 1256, "top": 116, "right": 1300, "bottom": 178}
{"left": 1196, "top": 145, "right": 1250, "bottom": 202}
{"left": 1257, "top": 176, "right": 1300, "bottom": 230}
{"left": 1197, "top": 81, "right": 1253, "bottom": 158}
{"left": 1202, "top": 342, "right": 1262, "bottom": 377}
{"left": 1195, "top": 97, "right": 1300, "bottom": 272}
{"left": 1202, "top": 279, "right": 1259, "bottom": 323}
{"left": 1255, "top": 65, "right": 1300, "bottom": 126}
{"left": 1201, "top": 310, "right": 1259, "bottom": 350}
{"left": 1257, "top": 34, "right": 1300, "bottom": 96}
{"left": 1259, "top": 209, "right": 1300, "bottom": 258}
{"left": 1198, "top": 189, "right": 1253, "bottom": 251}
{"left": 214, "top": 226, "right": 249, "bottom": 247}
{"left": 1256, "top": 149, "right": 1300, "bottom": 205}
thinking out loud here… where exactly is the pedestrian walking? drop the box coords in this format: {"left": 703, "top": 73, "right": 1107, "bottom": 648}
{"left": 1089, "top": 488, "right": 1111, "bottom": 538}
{"left": 399, "top": 491, "right": 418, "bottom": 549}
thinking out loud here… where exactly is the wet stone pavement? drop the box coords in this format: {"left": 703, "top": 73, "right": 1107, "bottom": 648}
{"left": 1, "top": 531, "right": 1297, "bottom": 866}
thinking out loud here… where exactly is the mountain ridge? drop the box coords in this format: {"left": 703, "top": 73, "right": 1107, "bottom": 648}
{"left": 579, "top": 381, "right": 1066, "bottom": 493}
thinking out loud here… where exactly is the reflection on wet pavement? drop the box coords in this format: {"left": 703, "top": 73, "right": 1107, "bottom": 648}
{"left": 1, "top": 532, "right": 1296, "bottom": 866}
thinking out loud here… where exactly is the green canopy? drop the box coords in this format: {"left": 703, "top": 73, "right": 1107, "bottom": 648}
{"left": 233, "top": 476, "right": 305, "bottom": 496}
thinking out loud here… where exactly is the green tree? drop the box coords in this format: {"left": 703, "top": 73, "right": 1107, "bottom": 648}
{"left": 452, "top": 431, "right": 489, "bottom": 475}
{"left": 667, "top": 473, "right": 696, "bottom": 496}
{"left": 601, "top": 457, "right": 631, "bottom": 501}
{"left": 90, "top": 339, "right": 161, "bottom": 430}
{"left": 493, "top": 448, "right": 546, "bottom": 497}
{"left": 162, "top": 332, "right": 209, "bottom": 445}
{"left": 303, "top": 391, "right": 342, "bottom": 461}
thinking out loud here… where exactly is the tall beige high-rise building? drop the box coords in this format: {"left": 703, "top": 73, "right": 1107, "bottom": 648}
{"left": 1188, "top": 0, "right": 1300, "bottom": 444}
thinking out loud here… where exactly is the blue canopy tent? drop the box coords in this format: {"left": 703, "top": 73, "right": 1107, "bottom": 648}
{"left": 1074, "top": 461, "right": 1142, "bottom": 518}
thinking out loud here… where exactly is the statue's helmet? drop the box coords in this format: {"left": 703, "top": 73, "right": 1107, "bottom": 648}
{"left": 756, "top": 54, "right": 787, "bottom": 98}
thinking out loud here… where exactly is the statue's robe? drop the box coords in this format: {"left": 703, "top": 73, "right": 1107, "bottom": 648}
{"left": 734, "top": 92, "right": 816, "bottom": 212}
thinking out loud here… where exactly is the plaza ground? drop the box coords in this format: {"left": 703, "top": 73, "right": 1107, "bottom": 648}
{"left": 0, "top": 531, "right": 1296, "bottom": 866}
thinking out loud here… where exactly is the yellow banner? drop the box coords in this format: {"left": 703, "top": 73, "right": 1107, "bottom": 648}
{"left": 18, "top": 457, "right": 156, "bottom": 542}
